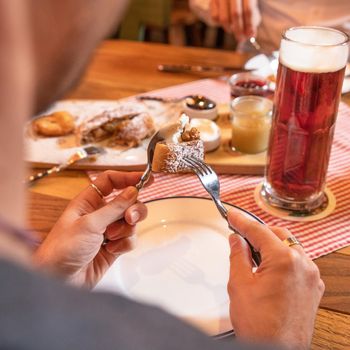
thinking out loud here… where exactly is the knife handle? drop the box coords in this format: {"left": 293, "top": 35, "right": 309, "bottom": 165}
{"left": 158, "top": 64, "right": 192, "bottom": 73}
{"left": 158, "top": 64, "right": 249, "bottom": 73}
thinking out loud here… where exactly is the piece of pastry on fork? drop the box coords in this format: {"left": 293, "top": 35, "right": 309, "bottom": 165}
{"left": 152, "top": 114, "right": 204, "bottom": 173}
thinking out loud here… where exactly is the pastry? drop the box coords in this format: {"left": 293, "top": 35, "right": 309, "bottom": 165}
{"left": 152, "top": 115, "right": 204, "bottom": 173}
{"left": 77, "top": 108, "right": 155, "bottom": 147}
{"left": 109, "top": 113, "right": 155, "bottom": 147}
{"left": 33, "top": 111, "right": 75, "bottom": 137}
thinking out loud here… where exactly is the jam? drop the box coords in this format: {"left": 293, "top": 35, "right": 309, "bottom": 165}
{"left": 229, "top": 73, "right": 272, "bottom": 98}
{"left": 235, "top": 79, "right": 267, "bottom": 89}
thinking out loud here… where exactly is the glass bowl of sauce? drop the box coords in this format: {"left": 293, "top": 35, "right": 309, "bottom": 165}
{"left": 230, "top": 96, "right": 273, "bottom": 154}
{"left": 229, "top": 72, "right": 272, "bottom": 98}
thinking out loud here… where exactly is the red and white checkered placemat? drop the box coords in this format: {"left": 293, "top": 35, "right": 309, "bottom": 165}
{"left": 89, "top": 80, "right": 350, "bottom": 260}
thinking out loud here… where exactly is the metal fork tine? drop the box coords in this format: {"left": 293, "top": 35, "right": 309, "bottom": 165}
{"left": 83, "top": 146, "right": 105, "bottom": 155}
{"left": 200, "top": 160, "right": 214, "bottom": 175}
{"left": 183, "top": 157, "right": 205, "bottom": 176}
{"left": 189, "top": 156, "right": 214, "bottom": 175}
{"left": 187, "top": 156, "right": 210, "bottom": 175}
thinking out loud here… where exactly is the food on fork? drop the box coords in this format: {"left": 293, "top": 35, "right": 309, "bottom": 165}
{"left": 152, "top": 115, "right": 204, "bottom": 173}
{"left": 33, "top": 111, "right": 75, "bottom": 136}
{"left": 77, "top": 108, "right": 155, "bottom": 147}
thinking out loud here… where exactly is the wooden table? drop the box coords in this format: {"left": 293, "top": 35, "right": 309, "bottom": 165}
{"left": 28, "top": 40, "right": 350, "bottom": 349}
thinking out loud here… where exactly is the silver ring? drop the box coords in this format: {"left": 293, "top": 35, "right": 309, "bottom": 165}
{"left": 282, "top": 236, "right": 302, "bottom": 248}
{"left": 90, "top": 183, "right": 104, "bottom": 199}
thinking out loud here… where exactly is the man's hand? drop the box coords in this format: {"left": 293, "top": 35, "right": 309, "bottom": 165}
{"left": 227, "top": 209, "right": 324, "bottom": 350}
{"left": 33, "top": 171, "right": 148, "bottom": 289}
{"left": 210, "top": 0, "right": 261, "bottom": 40}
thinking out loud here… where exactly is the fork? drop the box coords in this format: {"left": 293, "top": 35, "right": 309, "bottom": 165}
{"left": 183, "top": 156, "right": 262, "bottom": 266}
{"left": 135, "top": 130, "right": 165, "bottom": 190}
{"left": 27, "top": 146, "right": 105, "bottom": 184}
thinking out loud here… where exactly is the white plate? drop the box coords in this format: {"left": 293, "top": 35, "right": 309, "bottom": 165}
{"left": 95, "top": 197, "right": 261, "bottom": 337}
{"left": 25, "top": 99, "right": 182, "bottom": 170}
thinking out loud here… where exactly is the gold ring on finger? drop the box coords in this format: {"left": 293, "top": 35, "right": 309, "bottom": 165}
{"left": 90, "top": 183, "right": 104, "bottom": 199}
{"left": 282, "top": 236, "right": 303, "bottom": 248}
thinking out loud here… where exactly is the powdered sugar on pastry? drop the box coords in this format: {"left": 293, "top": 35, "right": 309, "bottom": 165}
{"left": 152, "top": 115, "right": 205, "bottom": 173}
{"left": 161, "top": 140, "right": 204, "bottom": 173}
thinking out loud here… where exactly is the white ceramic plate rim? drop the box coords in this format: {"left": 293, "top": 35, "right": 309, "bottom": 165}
{"left": 95, "top": 196, "right": 263, "bottom": 338}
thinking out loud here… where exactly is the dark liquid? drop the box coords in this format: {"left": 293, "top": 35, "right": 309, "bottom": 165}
{"left": 266, "top": 63, "right": 345, "bottom": 201}
{"left": 230, "top": 79, "right": 269, "bottom": 98}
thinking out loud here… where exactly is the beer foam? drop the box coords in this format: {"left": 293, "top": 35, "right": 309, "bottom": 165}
{"left": 280, "top": 27, "right": 349, "bottom": 73}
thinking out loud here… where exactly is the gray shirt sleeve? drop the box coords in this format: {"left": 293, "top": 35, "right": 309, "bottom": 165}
{"left": 0, "top": 260, "right": 278, "bottom": 350}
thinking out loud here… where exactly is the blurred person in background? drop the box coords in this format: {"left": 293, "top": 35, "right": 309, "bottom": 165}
{"left": 189, "top": 0, "right": 350, "bottom": 51}
{"left": 0, "top": 1, "right": 324, "bottom": 349}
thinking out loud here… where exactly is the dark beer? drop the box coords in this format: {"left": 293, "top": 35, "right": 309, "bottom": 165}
{"left": 266, "top": 63, "right": 345, "bottom": 201}
{"left": 261, "top": 26, "right": 349, "bottom": 212}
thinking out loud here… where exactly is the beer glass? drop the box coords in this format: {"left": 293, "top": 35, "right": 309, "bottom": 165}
{"left": 261, "top": 27, "right": 349, "bottom": 213}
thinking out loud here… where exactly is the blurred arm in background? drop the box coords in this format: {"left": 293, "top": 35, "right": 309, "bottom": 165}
{"left": 189, "top": 0, "right": 350, "bottom": 52}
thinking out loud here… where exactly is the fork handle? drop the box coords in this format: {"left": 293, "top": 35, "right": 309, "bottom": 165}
{"left": 212, "top": 198, "right": 261, "bottom": 267}
{"left": 28, "top": 164, "right": 67, "bottom": 184}
{"left": 136, "top": 164, "right": 152, "bottom": 191}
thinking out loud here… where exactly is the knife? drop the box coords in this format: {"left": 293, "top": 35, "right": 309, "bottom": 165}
{"left": 158, "top": 64, "right": 251, "bottom": 73}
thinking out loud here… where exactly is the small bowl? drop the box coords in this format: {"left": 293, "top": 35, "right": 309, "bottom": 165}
{"left": 229, "top": 72, "right": 271, "bottom": 98}
{"left": 183, "top": 95, "right": 218, "bottom": 120}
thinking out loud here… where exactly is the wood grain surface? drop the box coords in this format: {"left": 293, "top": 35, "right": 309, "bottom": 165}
{"left": 28, "top": 40, "right": 350, "bottom": 349}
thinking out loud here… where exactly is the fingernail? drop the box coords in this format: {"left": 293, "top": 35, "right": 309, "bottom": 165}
{"left": 121, "top": 186, "right": 137, "bottom": 199}
{"left": 130, "top": 210, "right": 140, "bottom": 224}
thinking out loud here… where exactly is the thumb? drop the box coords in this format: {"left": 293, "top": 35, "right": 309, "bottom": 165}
{"left": 229, "top": 234, "right": 253, "bottom": 281}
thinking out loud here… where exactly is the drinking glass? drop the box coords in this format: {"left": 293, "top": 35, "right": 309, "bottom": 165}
{"left": 261, "top": 26, "right": 349, "bottom": 213}
{"left": 231, "top": 96, "right": 273, "bottom": 154}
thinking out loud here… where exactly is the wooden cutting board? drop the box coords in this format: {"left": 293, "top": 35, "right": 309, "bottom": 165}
{"left": 26, "top": 79, "right": 267, "bottom": 175}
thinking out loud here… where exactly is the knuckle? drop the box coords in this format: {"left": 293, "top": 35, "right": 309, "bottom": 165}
{"left": 279, "top": 248, "right": 300, "bottom": 271}
{"left": 98, "top": 170, "right": 109, "bottom": 182}
{"left": 227, "top": 283, "right": 233, "bottom": 296}
{"left": 227, "top": 280, "right": 236, "bottom": 296}
{"left": 305, "top": 263, "right": 321, "bottom": 284}
{"left": 318, "top": 279, "right": 325, "bottom": 294}
{"left": 100, "top": 170, "right": 118, "bottom": 184}
{"left": 103, "top": 170, "right": 115, "bottom": 178}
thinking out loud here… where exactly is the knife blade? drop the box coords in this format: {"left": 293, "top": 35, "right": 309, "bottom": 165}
{"left": 158, "top": 64, "right": 251, "bottom": 73}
